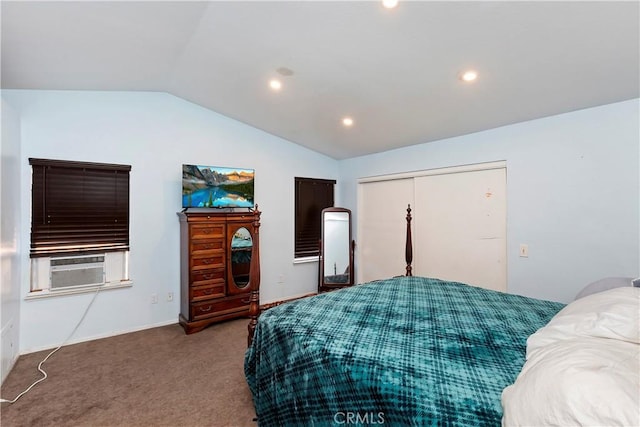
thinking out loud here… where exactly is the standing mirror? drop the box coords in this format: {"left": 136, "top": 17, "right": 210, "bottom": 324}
{"left": 319, "top": 207, "right": 355, "bottom": 292}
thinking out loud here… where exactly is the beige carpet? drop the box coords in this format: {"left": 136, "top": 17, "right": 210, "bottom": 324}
{"left": 0, "top": 319, "right": 257, "bottom": 427}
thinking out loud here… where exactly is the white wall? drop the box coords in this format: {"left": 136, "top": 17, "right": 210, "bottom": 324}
{"left": 1, "top": 98, "right": 22, "bottom": 383}
{"left": 339, "top": 99, "right": 640, "bottom": 303}
{"left": 2, "top": 90, "right": 338, "bottom": 353}
{"left": 4, "top": 89, "right": 638, "bottom": 354}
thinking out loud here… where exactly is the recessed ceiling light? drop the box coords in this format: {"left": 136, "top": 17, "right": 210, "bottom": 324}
{"left": 460, "top": 70, "right": 478, "bottom": 82}
{"left": 382, "top": 0, "right": 398, "bottom": 9}
{"left": 269, "top": 79, "right": 282, "bottom": 91}
{"left": 342, "top": 117, "right": 354, "bottom": 127}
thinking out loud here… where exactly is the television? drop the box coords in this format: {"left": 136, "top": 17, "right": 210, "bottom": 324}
{"left": 182, "top": 164, "right": 255, "bottom": 208}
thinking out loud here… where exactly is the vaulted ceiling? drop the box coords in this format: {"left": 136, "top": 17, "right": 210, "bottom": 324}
{"left": 2, "top": 1, "right": 639, "bottom": 159}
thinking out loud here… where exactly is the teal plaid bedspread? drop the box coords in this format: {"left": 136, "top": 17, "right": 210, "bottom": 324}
{"left": 245, "top": 276, "right": 564, "bottom": 426}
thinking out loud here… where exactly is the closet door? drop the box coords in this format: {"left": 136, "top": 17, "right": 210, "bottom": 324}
{"left": 357, "top": 178, "right": 414, "bottom": 283}
{"left": 414, "top": 168, "right": 506, "bottom": 291}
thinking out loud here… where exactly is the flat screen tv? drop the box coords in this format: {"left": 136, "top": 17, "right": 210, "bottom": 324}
{"left": 182, "top": 164, "right": 255, "bottom": 208}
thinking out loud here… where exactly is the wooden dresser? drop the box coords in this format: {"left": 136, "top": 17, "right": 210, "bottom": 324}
{"left": 177, "top": 210, "right": 260, "bottom": 334}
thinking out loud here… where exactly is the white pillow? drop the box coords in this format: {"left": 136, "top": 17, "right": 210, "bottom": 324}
{"left": 502, "top": 337, "right": 639, "bottom": 426}
{"left": 527, "top": 286, "right": 639, "bottom": 356}
{"left": 502, "top": 287, "right": 640, "bottom": 426}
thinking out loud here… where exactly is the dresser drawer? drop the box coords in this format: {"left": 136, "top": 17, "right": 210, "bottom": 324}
{"left": 191, "top": 296, "right": 249, "bottom": 320}
{"left": 191, "top": 268, "right": 225, "bottom": 286}
{"left": 190, "top": 224, "right": 224, "bottom": 240}
{"left": 191, "top": 239, "right": 224, "bottom": 253}
{"left": 191, "top": 284, "right": 225, "bottom": 301}
{"left": 191, "top": 252, "right": 225, "bottom": 269}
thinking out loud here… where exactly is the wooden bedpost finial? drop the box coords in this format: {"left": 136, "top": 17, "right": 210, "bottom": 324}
{"left": 405, "top": 204, "right": 413, "bottom": 277}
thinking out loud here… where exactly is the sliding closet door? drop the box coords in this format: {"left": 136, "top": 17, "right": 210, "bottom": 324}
{"left": 414, "top": 168, "right": 506, "bottom": 291}
{"left": 357, "top": 178, "right": 414, "bottom": 283}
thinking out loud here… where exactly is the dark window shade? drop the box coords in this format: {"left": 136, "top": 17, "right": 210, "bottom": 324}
{"left": 295, "top": 177, "right": 335, "bottom": 258}
{"left": 30, "top": 158, "right": 131, "bottom": 258}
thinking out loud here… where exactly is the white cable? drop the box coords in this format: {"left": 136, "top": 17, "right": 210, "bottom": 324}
{"left": 0, "top": 286, "right": 102, "bottom": 404}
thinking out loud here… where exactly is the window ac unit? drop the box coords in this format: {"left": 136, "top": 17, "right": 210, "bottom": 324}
{"left": 50, "top": 255, "right": 105, "bottom": 290}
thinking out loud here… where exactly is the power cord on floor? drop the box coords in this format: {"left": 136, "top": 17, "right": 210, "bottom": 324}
{"left": 0, "top": 285, "right": 103, "bottom": 404}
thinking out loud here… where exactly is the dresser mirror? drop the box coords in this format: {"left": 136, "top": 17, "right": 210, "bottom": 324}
{"left": 231, "top": 226, "right": 253, "bottom": 288}
{"left": 319, "top": 207, "right": 355, "bottom": 292}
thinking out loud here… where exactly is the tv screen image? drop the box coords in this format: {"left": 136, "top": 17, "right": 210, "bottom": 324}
{"left": 182, "top": 164, "right": 254, "bottom": 208}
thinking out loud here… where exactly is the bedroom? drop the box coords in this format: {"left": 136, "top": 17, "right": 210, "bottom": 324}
{"left": 1, "top": 1, "right": 639, "bottom": 425}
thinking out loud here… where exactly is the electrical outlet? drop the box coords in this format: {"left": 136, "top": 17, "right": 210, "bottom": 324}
{"left": 277, "top": 274, "right": 285, "bottom": 285}
{"left": 167, "top": 292, "right": 174, "bottom": 302}
{"left": 151, "top": 293, "right": 158, "bottom": 304}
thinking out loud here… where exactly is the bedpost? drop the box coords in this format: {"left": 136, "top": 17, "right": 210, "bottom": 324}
{"left": 248, "top": 205, "right": 261, "bottom": 347}
{"left": 405, "top": 204, "right": 413, "bottom": 276}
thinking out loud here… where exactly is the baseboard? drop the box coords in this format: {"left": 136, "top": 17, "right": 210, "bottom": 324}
{"left": 1, "top": 319, "right": 19, "bottom": 386}
{"left": 260, "top": 292, "right": 317, "bottom": 311}
{"left": 20, "top": 319, "right": 178, "bottom": 355}
{"left": 19, "top": 293, "right": 319, "bottom": 355}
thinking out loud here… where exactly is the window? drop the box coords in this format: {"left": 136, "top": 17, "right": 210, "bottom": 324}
{"left": 28, "top": 158, "right": 131, "bottom": 296}
{"left": 294, "top": 177, "right": 335, "bottom": 258}
{"left": 29, "top": 158, "right": 131, "bottom": 257}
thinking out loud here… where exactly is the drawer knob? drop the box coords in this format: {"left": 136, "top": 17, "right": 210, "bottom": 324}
{"left": 200, "top": 305, "right": 212, "bottom": 312}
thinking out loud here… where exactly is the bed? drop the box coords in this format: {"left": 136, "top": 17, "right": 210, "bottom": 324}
{"left": 244, "top": 207, "right": 639, "bottom": 426}
{"left": 245, "top": 276, "right": 564, "bottom": 425}
{"left": 231, "top": 230, "right": 253, "bottom": 262}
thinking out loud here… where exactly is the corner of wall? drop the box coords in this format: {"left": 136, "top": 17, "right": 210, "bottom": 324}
{"left": 1, "top": 96, "right": 23, "bottom": 385}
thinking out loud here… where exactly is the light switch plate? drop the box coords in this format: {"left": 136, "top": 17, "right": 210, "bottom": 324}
{"left": 519, "top": 244, "right": 529, "bottom": 258}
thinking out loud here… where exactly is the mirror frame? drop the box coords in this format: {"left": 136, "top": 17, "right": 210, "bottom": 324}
{"left": 319, "top": 207, "right": 355, "bottom": 292}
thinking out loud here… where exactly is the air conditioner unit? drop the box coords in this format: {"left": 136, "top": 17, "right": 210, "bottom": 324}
{"left": 50, "top": 255, "right": 106, "bottom": 290}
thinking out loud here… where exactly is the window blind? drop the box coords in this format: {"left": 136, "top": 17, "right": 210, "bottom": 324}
{"left": 294, "top": 177, "right": 335, "bottom": 258}
{"left": 30, "top": 158, "right": 131, "bottom": 257}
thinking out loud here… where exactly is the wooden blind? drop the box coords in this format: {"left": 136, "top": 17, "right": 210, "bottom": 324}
{"left": 30, "top": 158, "right": 131, "bottom": 258}
{"left": 294, "top": 177, "right": 335, "bottom": 258}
